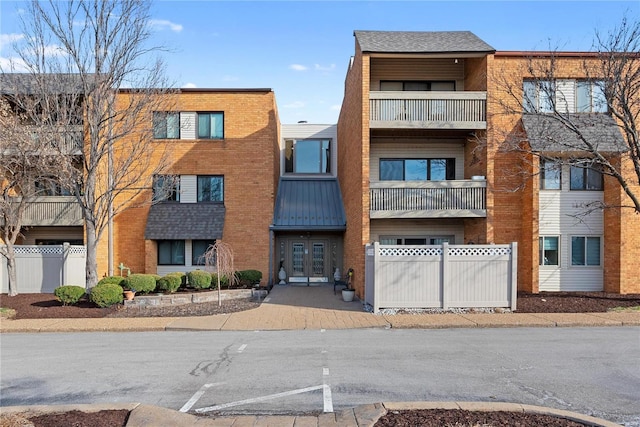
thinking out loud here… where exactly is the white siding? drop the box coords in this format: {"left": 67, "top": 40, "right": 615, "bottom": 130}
{"left": 556, "top": 80, "right": 576, "bottom": 113}
{"left": 370, "top": 142, "right": 465, "bottom": 182}
{"left": 539, "top": 186, "right": 604, "bottom": 291}
{"left": 180, "top": 175, "right": 197, "bottom": 203}
{"left": 280, "top": 124, "right": 338, "bottom": 177}
{"left": 370, "top": 219, "right": 465, "bottom": 244}
{"left": 180, "top": 112, "right": 196, "bottom": 140}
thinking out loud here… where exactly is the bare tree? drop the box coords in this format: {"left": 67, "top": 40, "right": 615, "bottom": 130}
{"left": 203, "top": 242, "right": 237, "bottom": 306}
{"left": 492, "top": 16, "right": 640, "bottom": 213}
{"left": 6, "top": 0, "right": 175, "bottom": 287}
{"left": 0, "top": 95, "right": 76, "bottom": 295}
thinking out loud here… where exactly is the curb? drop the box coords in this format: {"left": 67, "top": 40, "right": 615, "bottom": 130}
{"left": 0, "top": 401, "right": 623, "bottom": 427}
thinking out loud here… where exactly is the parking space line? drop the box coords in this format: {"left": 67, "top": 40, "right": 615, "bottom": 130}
{"left": 195, "top": 385, "right": 324, "bottom": 413}
{"left": 323, "top": 367, "right": 333, "bottom": 412}
{"left": 238, "top": 344, "right": 247, "bottom": 353}
{"left": 179, "top": 383, "right": 221, "bottom": 413}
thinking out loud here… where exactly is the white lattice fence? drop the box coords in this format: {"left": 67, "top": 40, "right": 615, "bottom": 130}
{"left": 1, "top": 244, "right": 86, "bottom": 293}
{"left": 365, "top": 242, "right": 518, "bottom": 312}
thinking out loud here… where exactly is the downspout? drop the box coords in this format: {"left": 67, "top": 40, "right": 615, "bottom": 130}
{"left": 107, "top": 110, "right": 113, "bottom": 276}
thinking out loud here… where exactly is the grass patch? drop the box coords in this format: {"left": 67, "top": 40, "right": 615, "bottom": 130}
{"left": 608, "top": 306, "right": 640, "bottom": 312}
{"left": 0, "top": 307, "right": 16, "bottom": 319}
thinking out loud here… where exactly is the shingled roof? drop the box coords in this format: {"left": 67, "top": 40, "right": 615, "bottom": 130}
{"left": 0, "top": 73, "right": 89, "bottom": 95}
{"left": 144, "top": 203, "right": 225, "bottom": 240}
{"left": 354, "top": 30, "right": 495, "bottom": 54}
{"left": 522, "top": 114, "right": 627, "bottom": 153}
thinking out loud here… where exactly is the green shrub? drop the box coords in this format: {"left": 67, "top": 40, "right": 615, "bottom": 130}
{"left": 210, "top": 272, "right": 230, "bottom": 289}
{"left": 54, "top": 285, "right": 86, "bottom": 306}
{"left": 236, "top": 270, "right": 262, "bottom": 287}
{"left": 97, "top": 276, "right": 125, "bottom": 286}
{"left": 90, "top": 283, "right": 123, "bottom": 307}
{"left": 123, "top": 274, "right": 156, "bottom": 294}
{"left": 187, "top": 270, "right": 212, "bottom": 289}
{"left": 156, "top": 274, "right": 182, "bottom": 293}
{"left": 168, "top": 272, "right": 187, "bottom": 286}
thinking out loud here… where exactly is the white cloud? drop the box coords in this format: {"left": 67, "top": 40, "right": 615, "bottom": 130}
{"left": 42, "top": 44, "right": 68, "bottom": 57}
{"left": 149, "top": 19, "right": 183, "bottom": 33}
{"left": 284, "top": 101, "right": 305, "bottom": 109}
{"left": 0, "top": 33, "right": 24, "bottom": 50}
{"left": 289, "top": 64, "right": 308, "bottom": 71}
{"left": 0, "top": 57, "right": 29, "bottom": 72}
{"left": 314, "top": 63, "right": 336, "bottom": 72}
{"left": 182, "top": 82, "right": 197, "bottom": 88}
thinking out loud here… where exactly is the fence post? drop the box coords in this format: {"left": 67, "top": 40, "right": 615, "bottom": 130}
{"left": 441, "top": 242, "right": 449, "bottom": 309}
{"left": 373, "top": 242, "right": 380, "bottom": 314}
{"left": 510, "top": 242, "right": 518, "bottom": 311}
{"left": 62, "top": 243, "right": 70, "bottom": 286}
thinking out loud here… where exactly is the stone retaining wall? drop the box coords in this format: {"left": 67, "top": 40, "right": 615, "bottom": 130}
{"left": 124, "top": 289, "right": 252, "bottom": 307}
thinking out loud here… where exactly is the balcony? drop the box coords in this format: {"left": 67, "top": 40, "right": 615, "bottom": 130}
{"left": 369, "top": 91, "right": 487, "bottom": 130}
{"left": 21, "top": 197, "right": 83, "bottom": 226}
{"left": 370, "top": 180, "right": 486, "bottom": 219}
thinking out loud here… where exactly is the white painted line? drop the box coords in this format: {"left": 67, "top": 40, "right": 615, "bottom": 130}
{"left": 323, "top": 367, "right": 329, "bottom": 376}
{"left": 238, "top": 344, "right": 247, "bottom": 353}
{"left": 321, "top": 329, "right": 326, "bottom": 332}
{"left": 323, "top": 384, "right": 333, "bottom": 413}
{"left": 179, "top": 383, "right": 220, "bottom": 412}
{"left": 263, "top": 297, "right": 271, "bottom": 302}
{"left": 195, "top": 385, "right": 324, "bottom": 413}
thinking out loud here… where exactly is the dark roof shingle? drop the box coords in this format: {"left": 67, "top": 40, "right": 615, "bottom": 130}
{"left": 354, "top": 30, "right": 495, "bottom": 54}
{"left": 522, "top": 114, "right": 627, "bottom": 153}
{"left": 144, "top": 203, "right": 225, "bottom": 240}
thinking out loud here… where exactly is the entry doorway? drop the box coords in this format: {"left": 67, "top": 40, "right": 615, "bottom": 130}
{"left": 277, "top": 234, "right": 343, "bottom": 285}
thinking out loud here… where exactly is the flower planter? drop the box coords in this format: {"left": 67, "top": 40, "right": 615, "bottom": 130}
{"left": 342, "top": 289, "right": 355, "bottom": 302}
{"left": 123, "top": 290, "right": 136, "bottom": 301}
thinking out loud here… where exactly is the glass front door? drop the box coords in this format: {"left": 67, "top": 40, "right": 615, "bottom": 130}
{"left": 288, "top": 240, "right": 328, "bottom": 283}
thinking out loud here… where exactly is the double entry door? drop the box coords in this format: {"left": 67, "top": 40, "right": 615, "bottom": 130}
{"left": 278, "top": 237, "right": 330, "bottom": 284}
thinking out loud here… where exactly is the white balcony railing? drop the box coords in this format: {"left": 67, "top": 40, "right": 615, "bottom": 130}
{"left": 370, "top": 180, "right": 486, "bottom": 218}
{"left": 369, "top": 91, "right": 487, "bottom": 129}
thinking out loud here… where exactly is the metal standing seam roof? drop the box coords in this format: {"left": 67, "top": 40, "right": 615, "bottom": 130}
{"left": 144, "top": 203, "right": 225, "bottom": 240}
{"left": 354, "top": 30, "right": 495, "bottom": 54}
{"left": 522, "top": 114, "right": 627, "bottom": 153}
{"left": 271, "top": 178, "right": 346, "bottom": 231}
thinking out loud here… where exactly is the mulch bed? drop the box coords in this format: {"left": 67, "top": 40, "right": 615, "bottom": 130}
{"left": 375, "top": 409, "right": 589, "bottom": 426}
{"left": 1, "top": 291, "right": 639, "bottom": 320}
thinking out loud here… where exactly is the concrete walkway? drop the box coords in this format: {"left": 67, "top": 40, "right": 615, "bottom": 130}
{"left": 1, "top": 284, "right": 637, "bottom": 426}
{"left": 1, "top": 284, "right": 639, "bottom": 333}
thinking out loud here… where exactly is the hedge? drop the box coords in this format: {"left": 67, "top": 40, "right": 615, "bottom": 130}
{"left": 54, "top": 285, "right": 86, "bottom": 306}
{"left": 187, "top": 270, "right": 211, "bottom": 289}
{"left": 156, "top": 274, "right": 182, "bottom": 293}
{"left": 122, "top": 274, "right": 156, "bottom": 294}
{"left": 90, "top": 283, "right": 123, "bottom": 307}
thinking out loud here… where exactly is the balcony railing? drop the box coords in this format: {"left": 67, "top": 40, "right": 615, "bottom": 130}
{"left": 369, "top": 91, "right": 487, "bottom": 129}
{"left": 370, "top": 180, "right": 486, "bottom": 218}
{"left": 21, "top": 197, "right": 83, "bottom": 226}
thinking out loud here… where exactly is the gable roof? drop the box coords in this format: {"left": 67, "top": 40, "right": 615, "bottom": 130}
{"left": 271, "top": 178, "right": 346, "bottom": 231}
{"left": 354, "top": 30, "right": 495, "bottom": 54}
{"left": 522, "top": 114, "right": 627, "bottom": 153}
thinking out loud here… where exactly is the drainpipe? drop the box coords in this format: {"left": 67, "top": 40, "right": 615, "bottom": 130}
{"left": 107, "top": 113, "right": 113, "bottom": 276}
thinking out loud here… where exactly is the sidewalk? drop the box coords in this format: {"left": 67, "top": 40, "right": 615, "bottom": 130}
{"left": 1, "top": 284, "right": 639, "bottom": 333}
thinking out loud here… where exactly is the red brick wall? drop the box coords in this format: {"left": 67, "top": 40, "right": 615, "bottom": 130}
{"left": 98, "top": 90, "right": 279, "bottom": 281}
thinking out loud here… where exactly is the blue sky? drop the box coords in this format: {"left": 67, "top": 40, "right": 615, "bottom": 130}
{"left": 1, "top": 1, "right": 638, "bottom": 124}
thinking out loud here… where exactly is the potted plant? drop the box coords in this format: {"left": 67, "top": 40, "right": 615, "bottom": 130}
{"left": 123, "top": 288, "right": 136, "bottom": 301}
{"left": 342, "top": 268, "right": 355, "bottom": 302}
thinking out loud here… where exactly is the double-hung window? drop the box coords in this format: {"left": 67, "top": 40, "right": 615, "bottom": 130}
{"left": 539, "top": 236, "right": 559, "bottom": 266}
{"left": 197, "top": 112, "right": 224, "bottom": 139}
{"left": 197, "top": 175, "right": 224, "bottom": 202}
{"left": 540, "top": 158, "right": 561, "bottom": 190}
{"left": 570, "top": 162, "right": 603, "bottom": 191}
{"left": 157, "top": 240, "right": 185, "bottom": 265}
{"left": 571, "top": 236, "right": 601, "bottom": 266}
{"left": 192, "top": 240, "right": 216, "bottom": 265}
{"left": 152, "top": 175, "right": 180, "bottom": 202}
{"left": 153, "top": 112, "right": 180, "bottom": 139}
{"left": 576, "top": 81, "right": 607, "bottom": 113}
{"left": 523, "top": 80, "right": 554, "bottom": 113}
{"left": 380, "top": 158, "right": 455, "bottom": 181}
{"left": 284, "top": 139, "right": 331, "bottom": 174}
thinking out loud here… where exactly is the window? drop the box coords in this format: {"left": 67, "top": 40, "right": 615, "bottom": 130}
{"left": 576, "top": 81, "right": 607, "bottom": 113}
{"left": 197, "top": 176, "right": 224, "bottom": 202}
{"left": 157, "top": 240, "right": 185, "bottom": 265}
{"left": 192, "top": 240, "right": 216, "bottom": 265}
{"left": 35, "top": 177, "right": 72, "bottom": 196}
{"left": 523, "top": 80, "right": 554, "bottom": 113}
{"left": 285, "top": 139, "right": 331, "bottom": 174}
{"left": 380, "top": 159, "right": 455, "bottom": 181}
{"left": 540, "top": 158, "right": 561, "bottom": 190}
{"left": 571, "top": 236, "right": 601, "bottom": 266}
{"left": 570, "top": 163, "right": 603, "bottom": 190}
{"left": 153, "top": 112, "right": 180, "bottom": 139}
{"left": 152, "top": 175, "right": 180, "bottom": 202}
{"left": 539, "top": 236, "right": 559, "bottom": 266}
{"left": 380, "top": 81, "right": 456, "bottom": 91}
{"left": 380, "top": 236, "right": 454, "bottom": 245}
{"left": 197, "top": 112, "right": 224, "bottom": 139}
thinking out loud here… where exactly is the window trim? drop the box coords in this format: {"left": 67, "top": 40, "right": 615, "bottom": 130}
{"left": 197, "top": 112, "right": 224, "bottom": 140}
{"left": 379, "top": 158, "right": 455, "bottom": 181}
{"left": 539, "top": 236, "right": 560, "bottom": 267}
{"left": 197, "top": 175, "right": 224, "bottom": 202}
{"left": 570, "top": 235, "right": 602, "bottom": 267}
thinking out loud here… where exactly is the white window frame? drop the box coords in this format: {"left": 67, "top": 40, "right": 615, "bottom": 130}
{"left": 570, "top": 235, "right": 602, "bottom": 267}
{"left": 539, "top": 236, "right": 560, "bottom": 267}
